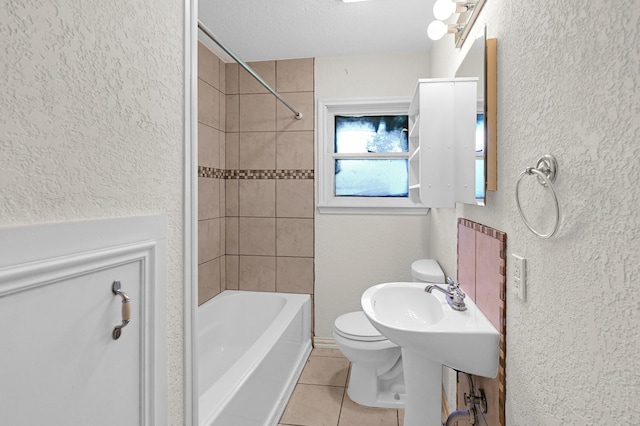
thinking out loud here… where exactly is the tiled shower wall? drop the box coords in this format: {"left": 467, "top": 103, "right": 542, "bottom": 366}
{"left": 198, "top": 42, "right": 315, "bottom": 305}
{"left": 198, "top": 42, "right": 226, "bottom": 304}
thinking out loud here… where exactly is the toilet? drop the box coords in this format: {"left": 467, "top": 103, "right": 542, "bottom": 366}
{"left": 332, "top": 259, "right": 446, "bottom": 408}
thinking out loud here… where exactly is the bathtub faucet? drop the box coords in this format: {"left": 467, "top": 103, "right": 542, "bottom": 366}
{"left": 424, "top": 277, "right": 467, "bottom": 311}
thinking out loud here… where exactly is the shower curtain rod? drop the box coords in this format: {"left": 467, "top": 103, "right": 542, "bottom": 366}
{"left": 197, "top": 20, "right": 303, "bottom": 120}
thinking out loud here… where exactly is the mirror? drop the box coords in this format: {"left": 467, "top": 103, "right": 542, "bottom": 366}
{"left": 455, "top": 27, "right": 497, "bottom": 205}
{"left": 456, "top": 29, "right": 487, "bottom": 205}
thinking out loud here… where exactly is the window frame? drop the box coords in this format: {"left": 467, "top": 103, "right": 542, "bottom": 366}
{"left": 317, "top": 98, "right": 428, "bottom": 215}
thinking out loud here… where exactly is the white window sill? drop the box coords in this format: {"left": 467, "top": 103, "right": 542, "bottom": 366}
{"left": 317, "top": 204, "right": 430, "bottom": 215}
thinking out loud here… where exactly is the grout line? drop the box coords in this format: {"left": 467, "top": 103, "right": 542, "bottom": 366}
{"left": 336, "top": 385, "right": 347, "bottom": 426}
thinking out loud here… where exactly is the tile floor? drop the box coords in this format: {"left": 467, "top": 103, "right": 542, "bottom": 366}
{"left": 279, "top": 348, "right": 405, "bottom": 426}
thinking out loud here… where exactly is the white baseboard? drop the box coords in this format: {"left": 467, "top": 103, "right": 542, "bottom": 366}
{"left": 312, "top": 336, "right": 338, "bottom": 350}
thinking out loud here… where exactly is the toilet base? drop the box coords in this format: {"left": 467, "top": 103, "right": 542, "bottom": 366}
{"left": 346, "top": 357, "right": 405, "bottom": 408}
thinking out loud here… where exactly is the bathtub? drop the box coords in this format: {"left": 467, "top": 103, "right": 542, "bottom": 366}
{"left": 198, "top": 290, "right": 312, "bottom": 426}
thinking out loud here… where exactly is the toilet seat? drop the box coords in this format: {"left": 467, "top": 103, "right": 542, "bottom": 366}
{"left": 334, "top": 311, "right": 387, "bottom": 342}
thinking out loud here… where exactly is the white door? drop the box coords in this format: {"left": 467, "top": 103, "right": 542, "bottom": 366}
{"left": 0, "top": 217, "right": 167, "bottom": 426}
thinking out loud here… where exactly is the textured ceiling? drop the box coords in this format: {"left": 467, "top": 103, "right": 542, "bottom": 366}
{"left": 198, "top": 0, "right": 438, "bottom": 62}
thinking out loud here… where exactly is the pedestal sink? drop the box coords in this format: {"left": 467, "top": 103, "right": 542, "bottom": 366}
{"left": 361, "top": 282, "right": 499, "bottom": 426}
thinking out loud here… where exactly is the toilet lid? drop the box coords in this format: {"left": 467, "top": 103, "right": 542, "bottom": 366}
{"left": 334, "top": 311, "right": 387, "bottom": 342}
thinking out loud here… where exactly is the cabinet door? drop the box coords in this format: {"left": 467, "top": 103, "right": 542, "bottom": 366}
{"left": 420, "top": 81, "right": 456, "bottom": 207}
{"left": 409, "top": 78, "right": 479, "bottom": 207}
{"left": 0, "top": 217, "right": 167, "bottom": 426}
{"left": 453, "top": 80, "right": 480, "bottom": 204}
{"left": 0, "top": 260, "right": 142, "bottom": 425}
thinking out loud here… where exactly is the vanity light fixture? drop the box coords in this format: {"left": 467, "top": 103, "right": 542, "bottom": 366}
{"left": 428, "top": 0, "right": 482, "bottom": 45}
{"left": 433, "top": 0, "right": 476, "bottom": 21}
{"left": 427, "top": 21, "right": 463, "bottom": 41}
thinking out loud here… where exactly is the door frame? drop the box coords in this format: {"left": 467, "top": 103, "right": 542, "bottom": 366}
{"left": 184, "top": 0, "right": 199, "bottom": 424}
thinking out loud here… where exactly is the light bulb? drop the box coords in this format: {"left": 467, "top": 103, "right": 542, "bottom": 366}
{"left": 427, "top": 20, "right": 447, "bottom": 41}
{"left": 433, "top": 0, "right": 455, "bottom": 21}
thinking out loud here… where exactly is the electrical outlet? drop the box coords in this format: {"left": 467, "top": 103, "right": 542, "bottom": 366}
{"left": 512, "top": 254, "right": 526, "bottom": 301}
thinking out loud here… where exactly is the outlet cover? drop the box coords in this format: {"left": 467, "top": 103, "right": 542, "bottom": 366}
{"left": 512, "top": 253, "right": 526, "bottom": 301}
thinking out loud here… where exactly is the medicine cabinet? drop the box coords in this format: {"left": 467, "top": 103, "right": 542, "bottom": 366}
{"left": 408, "top": 78, "right": 479, "bottom": 207}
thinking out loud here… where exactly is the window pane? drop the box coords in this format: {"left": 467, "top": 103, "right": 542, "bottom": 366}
{"left": 476, "top": 158, "right": 485, "bottom": 199}
{"left": 335, "top": 159, "right": 408, "bottom": 197}
{"left": 335, "top": 116, "right": 408, "bottom": 153}
{"left": 476, "top": 114, "right": 485, "bottom": 152}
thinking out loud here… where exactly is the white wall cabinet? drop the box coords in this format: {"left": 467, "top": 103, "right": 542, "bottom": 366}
{"left": 408, "top": 78, "right": 478, "bottom": 207}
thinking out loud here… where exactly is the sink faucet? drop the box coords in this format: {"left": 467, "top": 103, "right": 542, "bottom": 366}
{"left": 425, "top": 277, "right": 467, "bottom": 311}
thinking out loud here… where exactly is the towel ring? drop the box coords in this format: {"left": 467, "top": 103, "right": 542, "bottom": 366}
{"left": 515, "top": 154, "right": 560, "bottom": 238}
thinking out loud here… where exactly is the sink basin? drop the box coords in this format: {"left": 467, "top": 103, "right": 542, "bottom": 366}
{"left": 361, "top": 282, "right": 499, "bottom": 377}
{"left": 361, "top": 282, "right": 499, "bottom": 426}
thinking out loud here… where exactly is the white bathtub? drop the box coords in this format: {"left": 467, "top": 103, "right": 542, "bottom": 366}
{"left": 198, "top": 290, "right": 312, "bottom": 426}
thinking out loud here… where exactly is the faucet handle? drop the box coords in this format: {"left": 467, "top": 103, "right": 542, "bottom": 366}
{"left": 446, "top": 276, "right": 460, "bottom": 291}
{"left": 449, "top": 287, "right": 467, "bottom": 311}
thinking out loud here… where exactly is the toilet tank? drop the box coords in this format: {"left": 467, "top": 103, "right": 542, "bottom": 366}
{"left": 411, "top": 259, "right": 445, "bottom": 283}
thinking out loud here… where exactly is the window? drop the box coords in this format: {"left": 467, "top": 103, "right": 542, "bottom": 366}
{"left": 476, "top": 113, "right": 486, "bottom": 201}
{"left": 317, "top": 98, "right": 428, "bottom": 214}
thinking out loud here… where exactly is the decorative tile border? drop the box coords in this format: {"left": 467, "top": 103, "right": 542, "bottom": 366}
{"left": 198, "top": 167, "right": 225, "bottom": 179}
{"left": 198, "top": 166, "right": 314, "bottom": 180}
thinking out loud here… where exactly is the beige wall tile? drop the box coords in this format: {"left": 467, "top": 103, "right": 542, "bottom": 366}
{"left": 219, "top": 58, "right": 226, "bottom": 94}
{"left": 276, "top": 131, "right": 314, "bottom": 170}
{"left": 198, "top": 218, "right": 222, "bottom": 264}
{"left": 277, "top": 180, "right": 314, "bottom": 218}
{"left": 239, "top": 179, "right": 276, "bottom": 217}
{"left": 240, "top": 94, "right": 276, "bottom": 132}
{"left": 277, "top": 218, "right": 314, "bottom": 257}
{"left": 219, "top": 254, "right": 226, "bottom": 292}
{"left": 225, "top": 216, "right": 239, "bottom": 254}
{"left": 218, "top": 179, "right": 226, "bottom": 219}
{"left": 240, "top": 61, "right": 276, "bottom": 94}
{"left": 198, "top": 78, "right": 220, "bottom": 129}
{"left": 226, "top": 95, "right": 239, "bottom": 132}
{"left": 198, "top": 42, "right": 220, "bottom": 90}
{"left": 198, "top": 258, "right": 221, "bottom": 305}
{"left": 198, "top": 177, "right": 220, "bottom": 220}
{"left": 276, "top": 91, "right": 314, "bottom": 132}
{"left": 239, "top": 132, "right": 277, "bottom": 170}
{"left": 239, "top": 217, "right": 276, "bottom": 255}
{"left": 225, "top": 179, "right": 239, "bottom": 216}
{"left": 219, "top": 132, "right": 226, "bottom": 169}
{"left": 277, "top": 58, "right": 314, "bottom": 93}
{"left": 219, "top": 213, "right": 226, "bottom": 257}
{"left": 198, "top": 123, "right": 220, "bottom": 169}
{"left": 219, "top": 91, "right": 226, "bottom": 132}
{"left": 239, "top": 255, "right": 276, "bottom": 292}
{"left": 277, "top": 257, "right": 313, "bottom": 294}
{"left": 225, "top": 132, "right": 239, "bottom": 170}
{"left": 225, "top": 63, "right": 239, "bottom": 95}
{"left": 225, "top": 255, "right": 239, "bottom": 290}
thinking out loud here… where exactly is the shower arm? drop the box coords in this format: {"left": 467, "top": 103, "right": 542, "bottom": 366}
{"left": 197, "top": 20, "right": 303, "bottom": 120}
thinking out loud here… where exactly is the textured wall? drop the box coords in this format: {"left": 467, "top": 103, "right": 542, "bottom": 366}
{"left": 0, "top": 1, "right": 186, "bottom": 423}
{"left": 430, "top": 1, "right": 640, "bottom": 424}
{"left": 314, "top": 52, "right": 432, "bottom": 339}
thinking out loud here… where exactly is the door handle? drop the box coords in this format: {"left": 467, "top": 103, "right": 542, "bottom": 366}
{"left": 112, "top": 280, "right": 131, "bottom": 340}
